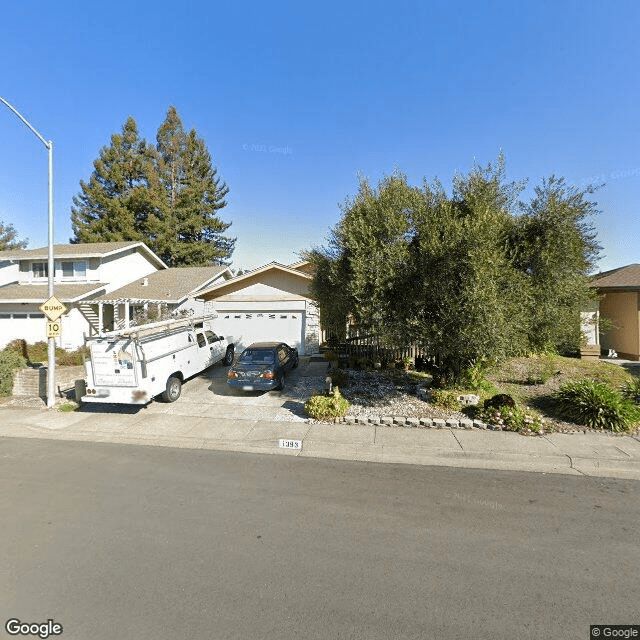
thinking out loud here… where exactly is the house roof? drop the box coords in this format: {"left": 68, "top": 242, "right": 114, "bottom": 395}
{"left": 591, "top": 264, "right": 640, "bottom": 290}
{"left": 0, "top": 282, "right": 108, "bottom": 303}
{"left": 197, "top": 261, "right": 313, "bottom": 300}
{"left": 94, "top": 266, "right": 232, "bottom": 303}
{"left": 0, "top": 241, "right": 167, "bottom": 269}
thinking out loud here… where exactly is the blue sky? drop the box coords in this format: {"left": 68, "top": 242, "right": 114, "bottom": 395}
{"left": 1, "top": 0, "right": 638, "bottom": 271}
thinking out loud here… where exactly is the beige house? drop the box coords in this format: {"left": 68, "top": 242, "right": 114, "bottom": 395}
{"left": 592, "top": 264, "right": 640, "bottom": 360}
{"left": 198, "top": 260, "right": 320, "bottom": 355}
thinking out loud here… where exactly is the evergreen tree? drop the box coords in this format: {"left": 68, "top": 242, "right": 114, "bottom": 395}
{"left": 506, "top": 176, "right": 602, "bottom": 353}
{"left": 70, "top": 117, "right": 154, "bottom": 243}
{"left": 149, "top": 107, "right": 234, "bottom": 266}
{"left": 310, "top": 157, "right": 600, "bottom": 380}
{"left": 0, "top": 219, "right": 28, "bottom": 250}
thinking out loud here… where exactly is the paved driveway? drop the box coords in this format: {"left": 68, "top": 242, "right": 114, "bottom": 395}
{"left": 81, "top": 359, "right": 328, "bottom": 422}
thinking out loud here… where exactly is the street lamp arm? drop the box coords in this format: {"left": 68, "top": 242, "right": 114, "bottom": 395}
{"left": 0, "top": 96, "right": 52, "bottom": 149}
{"left": 1, "top": 95, "right": 56, "bottom": 408}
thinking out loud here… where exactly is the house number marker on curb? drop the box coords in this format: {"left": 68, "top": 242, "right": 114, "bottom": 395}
{"left": 278, "top": 439, "right": 302, "bottom": 450}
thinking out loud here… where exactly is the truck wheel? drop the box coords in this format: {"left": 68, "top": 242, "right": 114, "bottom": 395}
{"left": 162, "top": 376, "right": 182, "bottom": 402}
{"left": 223, "top": 345, "right": 234, "bottom": 366}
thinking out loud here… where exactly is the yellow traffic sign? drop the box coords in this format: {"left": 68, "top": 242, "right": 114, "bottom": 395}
{"left": 40, "top": 296, "right": 67, "bottom": 321}
{"left": 46, "top": 320, "right": 62, "bottom": 338}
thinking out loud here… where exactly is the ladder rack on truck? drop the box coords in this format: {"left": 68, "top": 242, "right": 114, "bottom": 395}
{"left": 82, "top": 315, "right": 234, "bottom": 405}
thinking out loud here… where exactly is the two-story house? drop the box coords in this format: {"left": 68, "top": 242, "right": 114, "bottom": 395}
{"left": 0, "top": 241, "right": 166, "bottom": 349}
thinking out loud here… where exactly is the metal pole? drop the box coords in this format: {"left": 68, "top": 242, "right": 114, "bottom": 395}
{"left": 46, "top": 140, "right": 55, "bottom": 407}
{"left": 0, "top": 97, "right": 56, "bottom": 407}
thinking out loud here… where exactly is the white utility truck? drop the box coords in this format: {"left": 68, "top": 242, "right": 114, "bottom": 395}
{"left": 82, "top": 315, "right": 234, "bottom": 405}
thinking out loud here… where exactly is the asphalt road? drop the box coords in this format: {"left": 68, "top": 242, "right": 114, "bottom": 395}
{"left": 1, "top": 437, "right": 638, "bottom": 640}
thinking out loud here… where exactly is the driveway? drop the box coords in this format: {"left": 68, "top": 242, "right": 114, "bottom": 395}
{"left": 80, "top": 358, "right": 328, "bottom": 422}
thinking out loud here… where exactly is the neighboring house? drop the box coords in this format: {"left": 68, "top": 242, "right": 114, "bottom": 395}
{"left": 198, "top": 260, "right": 320, "bottom": 355}
{"left": 0, "top": 242, "right": 166, "bottom": 350}
{"left": 591, "top": 264, "right": 640, "bottom": 360}
{"left": 91, "top": 265, "right": 232, "bottom": 332}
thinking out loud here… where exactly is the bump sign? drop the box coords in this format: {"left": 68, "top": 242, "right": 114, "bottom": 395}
{"left": 40, "top": 296, "right": 67, "bottom": 321}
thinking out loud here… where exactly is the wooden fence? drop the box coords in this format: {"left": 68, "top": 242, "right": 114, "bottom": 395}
{"left": 337, "top": 333, "right": 432, "bottom": 364}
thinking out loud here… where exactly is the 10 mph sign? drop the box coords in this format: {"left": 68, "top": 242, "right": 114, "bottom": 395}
{"left": 46, "top": 321, "right": 62, "bottom": 338}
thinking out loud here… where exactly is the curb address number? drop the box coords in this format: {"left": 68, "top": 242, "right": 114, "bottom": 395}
{"left": 278, "top": 439, "right": 302, "bottom": 450}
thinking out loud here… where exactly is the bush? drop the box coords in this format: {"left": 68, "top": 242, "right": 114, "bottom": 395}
{"left": 328, "top": 369, "right": 349, "bottom": 388}
{"left": 554, "top": 380, "right": 640, "bottom": 432}
{"left": 620, "top": 378, "right": 640, "bottom": 404}
{"left": 304, "top": 387, "right": 350, "bottom": 420}
{"left": 3, "top": 340, "right": 87, "bottom": 366}
{"left": 0, "top": 350, "right": 27, "bottom": 396}
{"left": 481, "top": 405, "right": 545, "bottom": 433}
{"left": 430, "top": 389, "right": 462, "bottom": 411}
{"left": 484, "top": 393, "right": 516, "bottom": 411}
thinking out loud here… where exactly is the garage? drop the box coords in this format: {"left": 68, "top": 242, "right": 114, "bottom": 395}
{"left": 197, "top": 261, "right": 320, "bottom": 356}
{"left": 215, "top": 310, "right": 303, "bottom": 354}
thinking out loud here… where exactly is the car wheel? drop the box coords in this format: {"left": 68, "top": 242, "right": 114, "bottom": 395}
{"left": 223, "top": 345, "right": 234, "bottom": 366}
{"left": 162, "top": 376, "right": 182, "bottom": 403}
{"left": 277, "top": 374, "right": 285, "bottom": 391}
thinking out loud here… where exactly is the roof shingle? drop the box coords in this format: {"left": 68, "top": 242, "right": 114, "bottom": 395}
{"left": 591, "top": 264, "right": 640, "bottom": 289}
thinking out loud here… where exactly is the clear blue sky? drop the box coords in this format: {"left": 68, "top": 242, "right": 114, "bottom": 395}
{"left": 1, "top": 0, "right": 638, "bottom": 272}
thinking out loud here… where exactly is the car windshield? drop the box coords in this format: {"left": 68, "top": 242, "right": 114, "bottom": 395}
{"left": 239, "top": 349, "right": 275, "bottom": 365}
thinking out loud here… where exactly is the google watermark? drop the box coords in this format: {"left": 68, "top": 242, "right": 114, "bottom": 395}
{"left": 590, "top": 625, "right": 640, "bottom": 638}
{"left": 5, "top": 619, "right": 63, "bottom": 638}
{"left": 242, "top": 143, "right": 293, "bottom": 156}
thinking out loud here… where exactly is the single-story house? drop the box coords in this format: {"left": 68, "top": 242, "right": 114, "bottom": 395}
{"left": 591, "top": 263, "right": 640, "bottom": 360}
{"left": 0, "top": 241, "right": 165, "bottom": 349}
{"left": 198, "top": 260, "right": 320, "bottom": 355}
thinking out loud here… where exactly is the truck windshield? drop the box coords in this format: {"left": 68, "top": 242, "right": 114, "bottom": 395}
{"left": 239, "top": 349, "right": 275, "bottom": 365}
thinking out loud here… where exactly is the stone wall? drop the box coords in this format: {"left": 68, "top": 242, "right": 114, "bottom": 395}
{"left": 12, "top": 365, "right": 85, "bottom": 398}
{"left": 304, "top": 300, "right": 321, "bottom": 355}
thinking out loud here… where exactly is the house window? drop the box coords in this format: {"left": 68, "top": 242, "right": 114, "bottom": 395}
{"left": 32, "top": 262, "right": 48, "bottom": 278}
{"left": 59, "top": 260, "right": 87, "bottom": 279}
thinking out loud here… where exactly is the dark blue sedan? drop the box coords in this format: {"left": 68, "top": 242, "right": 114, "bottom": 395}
{"left": 227, "top": 342, "right": 299, "bottom": 391}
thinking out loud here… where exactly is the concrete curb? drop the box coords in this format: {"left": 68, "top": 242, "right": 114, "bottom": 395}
{"left": 1, "top": 407, "right": 640, "bottom": 480}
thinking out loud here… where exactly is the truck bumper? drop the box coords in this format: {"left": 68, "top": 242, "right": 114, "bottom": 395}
{"left": 82, "top": 387, "right": 151, "bottom": 405}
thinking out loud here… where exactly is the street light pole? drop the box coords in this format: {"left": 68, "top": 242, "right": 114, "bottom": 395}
{"left": 0, "top": 97, "right": 56, "bottom": 408}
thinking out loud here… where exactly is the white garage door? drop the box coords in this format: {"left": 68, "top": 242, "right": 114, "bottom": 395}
{"left": 215, "top": 311, "right": 304, "bottom": 354}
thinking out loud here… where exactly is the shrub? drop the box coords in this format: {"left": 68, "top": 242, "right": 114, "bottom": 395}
{"left": 620, "top": 378, "right": 640, "bottom": 404}
{"left": 328, "top": 369, "right": 349, "bottom": 388}
{"left": 554, "top": 380, "right": 640, "bottom": 432}
{"left": 484, "top": 393, "right": 516, "bottom": 411}
{"left": 430, "top": 389, "right": 462, "bottom": 411}
{"left": 304, "top": 387, "right": 350, "bottom": 420}
{"left": 0, "top": 350, "right": 28, "bottom": 396}
{"left": 482, "top": 405, "right": 545, "bottom": 433}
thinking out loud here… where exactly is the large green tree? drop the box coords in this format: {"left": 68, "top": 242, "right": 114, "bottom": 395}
{"left": 506, "top": 176, "right": 602, "bottom": 353}
{"left": 149, "top": 107, "right": 234, "bottom": 266}
{"left": 0, "top": 219, "right": 28, "bottom": 250}
{"left": 309, "top": 157, "right": 601, "bottom": 379}
{"left": 70, "top": 107, "right": 234, "bottom": 266}
{"left": 71, "top": 117, "right": 154, "bottom": 243}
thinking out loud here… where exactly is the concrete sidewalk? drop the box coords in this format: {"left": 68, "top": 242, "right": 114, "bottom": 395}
{"left": 1, "top": 406, "right": 640, "bottom": 479}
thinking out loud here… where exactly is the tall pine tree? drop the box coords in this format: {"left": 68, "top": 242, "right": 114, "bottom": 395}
{"left": 71, "top": 117, "right": 154, "bottom": 243}
{"left": 70, "top": 107, "right": 234, "bottom": 266}
{"left": 149, "top": 107, "right": 234, "bottom": 266}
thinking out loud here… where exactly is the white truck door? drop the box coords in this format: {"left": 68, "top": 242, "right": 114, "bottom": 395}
{"left": 204, "top": 330, "right": 225, "bottom": 365}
